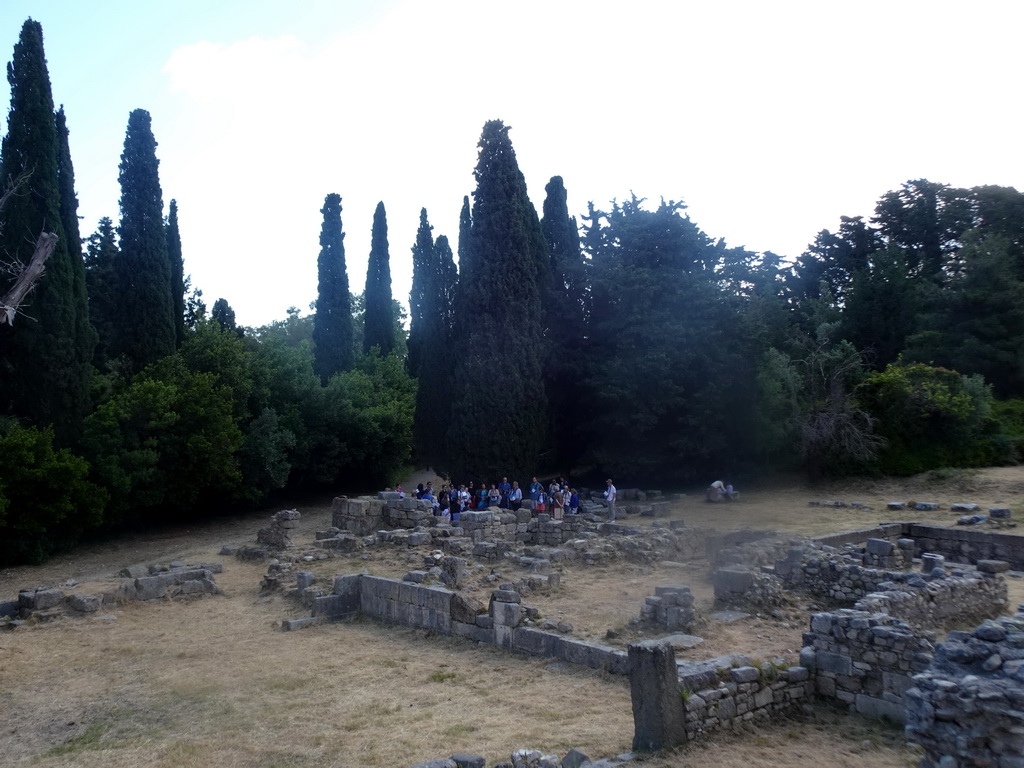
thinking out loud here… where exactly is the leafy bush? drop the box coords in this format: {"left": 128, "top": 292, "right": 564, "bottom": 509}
{"left": 0, "top": 421, "right": 107, "bottom": 564}
{"left": 856, "top": 362, "right": 1003, "bottom": 474}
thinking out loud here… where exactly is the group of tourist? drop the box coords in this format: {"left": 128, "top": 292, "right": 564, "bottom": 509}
{"left": 391, "top": 476, "right": 620, "bottom": 522}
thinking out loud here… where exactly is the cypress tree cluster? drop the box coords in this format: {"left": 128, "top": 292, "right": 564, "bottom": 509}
{"left": 0, "top": 20, "right": 94, "bottom": 443}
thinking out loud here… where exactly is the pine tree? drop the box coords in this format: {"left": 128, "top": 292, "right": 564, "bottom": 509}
{"left": 211, "top": 297, "right": 241, "bottom": 337}
{"left": 447, "top": 120, "right": 548, "bottom": 481}
{"left": 313, "top": 193, "right": 353, "bottom": 382}
{"left": 166, "top": 199, "right": 185, "bottom": 347}
{"left": 114, "top": 108, "right": 175, "bottom": 369}
{"left": 363, "top": 201, "right": 395, "bottom": 356}
{"left": 84, "top": 217, "right": 118, "bottom": 368}
{"left": 0, "top": 20, "right": 94, "bottom": 443}
{"left": 407, "top": 208, "right": 433, "bottom": 377}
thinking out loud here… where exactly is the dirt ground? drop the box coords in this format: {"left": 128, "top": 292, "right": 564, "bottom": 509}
{"left": 2, "top": 467, "right": 1023, "bottom": 768}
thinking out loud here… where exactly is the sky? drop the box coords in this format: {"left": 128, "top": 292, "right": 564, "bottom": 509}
{"left": 1, "top": 1, "right": 1022, "bottom": 327}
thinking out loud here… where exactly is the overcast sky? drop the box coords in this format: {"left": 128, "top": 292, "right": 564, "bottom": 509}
{"left": 1, "top": 1, "right": 1021, "bottom": 327}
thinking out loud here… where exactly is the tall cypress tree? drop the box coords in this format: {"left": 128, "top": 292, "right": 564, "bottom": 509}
{"left": 541, "top": 175, "right": 587, "bottom": 469}
{"left": 165, "top": 199, "right": 185, "bottom": 347}
{"left": 84, "top": 217, "right": 118, "bottom": 368}
{"left": 447, "top": 120, "right": 548, "bottom": 481}
{"left": 363, "top": 201, "right": 395, "bottom": 356}
{"left": 0, "top": 20, "right": 93, "bottom": 443}
{"left": 407, "top": 208, "right": 433, "bottom": 377}
{"left": 313, "top": 193, "right": 353, "bottom": 382}
{"left": 412, "top": 233, "right": 458, "bottom": 469}
{"left": 114, "top": 108, "right": 175, "bottom": 370}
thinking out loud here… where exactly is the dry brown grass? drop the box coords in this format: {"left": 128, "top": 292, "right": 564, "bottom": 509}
{"left": 2, "top": 468, "right": 1024, "bottom": 767}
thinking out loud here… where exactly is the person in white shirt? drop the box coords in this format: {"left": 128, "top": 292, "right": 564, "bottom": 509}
{"left": 604, "top": 479, "right": 617, "bottom": 521}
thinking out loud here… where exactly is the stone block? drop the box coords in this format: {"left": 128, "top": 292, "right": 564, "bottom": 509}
{"left": 491, "top": 600, "right": 522, "bottom": 628}
{"left": 730, "top": 666, "right": 761, "bottom": 683}
{"left": 978, "top": 560, "right": 1010, "bottom": 574}
{"left": 67, "top": 593, "right": 100, "bottom": 612}
{"left": 921, "top": 553, "right": 945, "bottom": 573}
{"left": 865, "top": 538, "right": 894, "bottom": 556}
{"left": 713, "top": 568, "right": 754, "bottom": 597}
{"left": 281, "top": 616, "right": 323, "bottom": 631}
{"left": 816, "top": 651, "right": 852, "bottom": 675}
{"left": 134, "top": 574, "right": 177, "bottom": 601}
{"left": 450, "top": 755, "right": 486, "bottom": 768}
{"left": 513, "top": 627, "right": 561, "bottom": 657}
{"left": 560, "top": 638, "right": 617, "bottom": 670}
{"left": 628, "top": 641, "right": 686, "bottom": 751}
{"left": 855, "top": 694, "right": 905, "bottom": 722}
{"left": 990, "top": 507, "right": 1013, "bottom": 519}
{"left": 491, "top": 589, "right": 521, "bottom": 604}
{"left": 786, "top": 665, "right": 809, "bottom": 682}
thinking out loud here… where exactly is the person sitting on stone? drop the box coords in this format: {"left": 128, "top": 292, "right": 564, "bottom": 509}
{"left": 706, "top": 480, "right": 729, "bottom": 503}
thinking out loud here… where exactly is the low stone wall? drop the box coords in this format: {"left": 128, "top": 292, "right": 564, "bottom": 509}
{"left": 299, "top": 573, "right": 630, "bottom": 675}
{"left": 628, "top": 640, "right": 810, "bottom": 750}
{"left": 800, "top": 609, "right": 935, "bottom": 722}
{"left": 1, "top": 561, "right": 223, "bottom": 625}
{"left": 905, "top": 607, "right": 1024, "bottom": 768}
{"left": 907, "top": 523, "right": 1024, "bottom": 570}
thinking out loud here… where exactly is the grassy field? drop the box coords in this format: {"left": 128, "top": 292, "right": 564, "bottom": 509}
{"left": 2, "top": 467, "right": 1022, "bottom": 767}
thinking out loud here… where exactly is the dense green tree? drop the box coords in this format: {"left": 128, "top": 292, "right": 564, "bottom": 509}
{"left": 447, "top": 120, "right": 548, "bottom": 481}
{"left": 114, "top": 108, "right": 175, "bottom": 370}
{"left": 407, "top": 208, "right": 434, "bottom": 377}
{"left": 82, "top": 355, "right": 244, "bottom": 527}
{"left": 211, "top": 297, "right": 241, "bottom": 337}
{"left": 166, "top": 199, "right": 185, "bottom": 347}
{"left": 84, "top": 217, "right": 118, "bottom": 368}
{"left": 312, "top": 193, "right": 353, "bottom": 382}
{"left": 581, "top": 197, "right": 759, "bottom": 482}
{"left": 362, "top": 201, "right": 395, "bottom": 356}
{"left": 904, "top": 233, "right": 1024, "bottom": 396}
{"left": 0, "top": 21, "right": 94, "bottom": 444}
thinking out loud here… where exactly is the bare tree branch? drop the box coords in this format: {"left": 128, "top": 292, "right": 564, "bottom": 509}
{"left": 0, "top": 231, "right": 57, "bottom": 326}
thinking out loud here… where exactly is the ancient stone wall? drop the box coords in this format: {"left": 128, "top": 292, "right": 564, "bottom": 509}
{"left": 905, "top": 608, "right": 1024, "bottom": 768}
{"left": 800, "top": 609, "right": 935, "bottom": 722}
{"left": 297, "top": 573, "right": 630, "bottom": 675}
{"left": 907, "top": 523, "right": 1024, "bottom": 570}
{"left": 678, "top": 661, "right": 812, "bottom": 741}
{"left": 1, "top": 561, "right": 222, "bottom": 625}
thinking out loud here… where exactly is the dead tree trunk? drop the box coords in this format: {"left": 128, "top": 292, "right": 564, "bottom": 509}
{"left": 0, "top": 231, "right": 57, "bottom": 326}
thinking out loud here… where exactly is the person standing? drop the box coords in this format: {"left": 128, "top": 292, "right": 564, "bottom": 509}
{"left": 552, "top": 484, "right": 565, "bottom": 520}
{"left": 498, "top": 476, "right": 512, "bottom": 508}
{"left": 568, "top": 487, "right": 580, "bottom": 514}
{"left": 530, "top": 477, "right": 543, "bottom": 505}
{"left": 509, "top": 481, "right": 523, "bottom": 511}
{"left": 604, "top": 479, "right": 617, "bottom": 521}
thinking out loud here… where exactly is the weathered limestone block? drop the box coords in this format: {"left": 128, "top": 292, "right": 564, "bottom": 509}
{"left": 629, "top": 640, "right": 686, "bottom": 750}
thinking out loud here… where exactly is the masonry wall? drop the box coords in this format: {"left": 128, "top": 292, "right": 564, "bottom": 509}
{"left": 801, "top": 610, "right": 935, "bottom": 722}
{"left": 678, "top": 662, "right": 812, "bottom": 741}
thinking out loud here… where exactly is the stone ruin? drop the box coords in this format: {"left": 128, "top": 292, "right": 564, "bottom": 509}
{"left": 0, "top": 560, "right": 223, "bottom": 628}
{"left": 906, "top": 608, "right": 1024, "bottom": 768}
{"left": 256, "top": 508, "right": 301, "bottom": 549}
